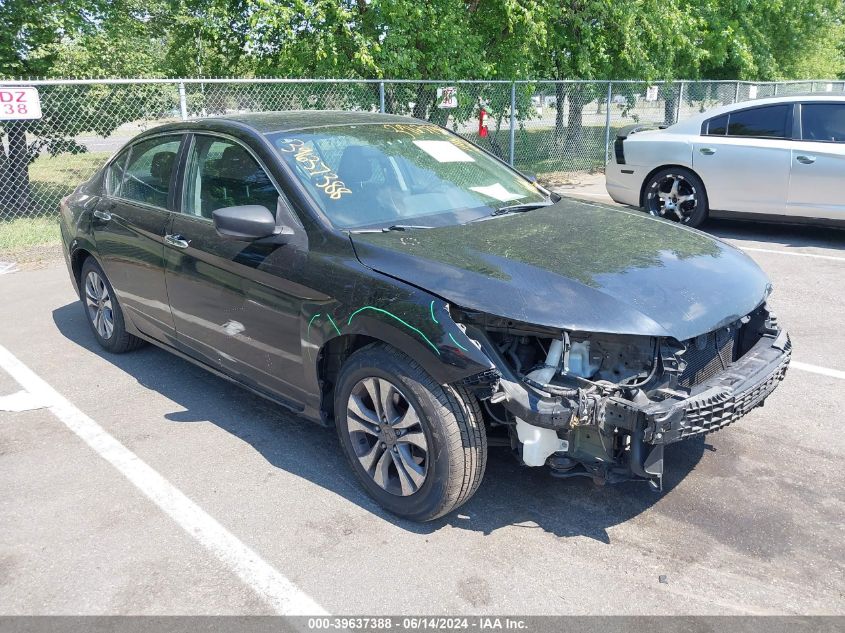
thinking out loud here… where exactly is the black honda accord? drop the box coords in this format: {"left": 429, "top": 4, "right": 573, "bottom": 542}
{"left": 59, "top": 111, "right": 791, "bottom": 521}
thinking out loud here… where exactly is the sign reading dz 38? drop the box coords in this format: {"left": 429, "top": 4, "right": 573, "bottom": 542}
{"left": 0, "top": 87, "right": 43, "bottom": 120}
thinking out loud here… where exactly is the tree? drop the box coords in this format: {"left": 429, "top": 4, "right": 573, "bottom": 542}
{"left": 0, "top": 0, "right": 107, "bottom": 214}
{"left": 536, "top": 0, "right": 702, "bottom": 149}
{"left": 686, "top": 0, "right": 845, "bottom": 80}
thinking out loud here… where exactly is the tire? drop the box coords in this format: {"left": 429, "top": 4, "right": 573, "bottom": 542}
{"left": 334, "top": 344, "right": 487, "bottom": 521}
{"left": 643, "top": 167, "right": 708, "bottom": 228}
{"left": 79, "top": 257, "right": 145, "bottom": 354}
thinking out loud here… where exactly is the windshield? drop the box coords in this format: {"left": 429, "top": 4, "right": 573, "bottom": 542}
{"left": 267, "top": 123, "right": 548, "bottom": 229}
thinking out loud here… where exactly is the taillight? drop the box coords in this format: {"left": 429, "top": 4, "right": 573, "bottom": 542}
{"left": 614, "top": 138, "right": 626, "bottom": 164}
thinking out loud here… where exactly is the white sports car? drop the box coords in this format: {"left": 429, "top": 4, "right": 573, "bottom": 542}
{"left": 605, "top": 95, "right": 845, "bottom": 227}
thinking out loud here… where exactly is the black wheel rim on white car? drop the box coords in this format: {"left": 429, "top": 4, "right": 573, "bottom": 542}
{"left": 84, "top": 270, "right": 114, "bottom": 340}
{"left": 346, "top": 377, "right": 429, "bottom": 496}
{"left": 646, "top": 173, "right": 698, "bottom": 223}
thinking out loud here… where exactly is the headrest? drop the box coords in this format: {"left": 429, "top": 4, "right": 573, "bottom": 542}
{"left": 150, "top": 151, "right": 176, "bottom": 181}
{"left": 221, "top": 145, "right": 256, "bottom": 178}
{"left": 337, "top": 145, "right": 376, "bottom": 184}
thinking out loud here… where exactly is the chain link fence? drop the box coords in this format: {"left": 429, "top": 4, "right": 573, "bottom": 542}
{"left": 2, "top": 78, "right": 845, "bottom": 223}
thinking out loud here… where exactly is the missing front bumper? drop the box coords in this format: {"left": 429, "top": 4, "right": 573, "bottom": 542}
{"left": 490, "top": 327, "right": 791, "bottom": 483}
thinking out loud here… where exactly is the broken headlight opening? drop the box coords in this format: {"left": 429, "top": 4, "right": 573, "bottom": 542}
{"left": 457, "top": 304, "right": 790, "bottom": 490}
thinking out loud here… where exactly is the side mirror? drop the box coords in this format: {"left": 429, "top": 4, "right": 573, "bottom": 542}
{"left": 212, "top": 205, "right": 288, "bottom": 241}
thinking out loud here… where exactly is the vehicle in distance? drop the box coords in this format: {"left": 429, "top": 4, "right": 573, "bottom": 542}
{"left": 60, "top": 111, "right": 791, "bottom": 521}
{"left": 606, "top": 95, "right": 845, "bottom": 227}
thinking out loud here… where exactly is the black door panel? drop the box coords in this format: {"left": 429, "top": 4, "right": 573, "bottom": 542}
{"left": 93, "top": 135, "right": 183, "bottom": 343}
{"left": 165, "top": 134, "right": 313, "bottom": 404}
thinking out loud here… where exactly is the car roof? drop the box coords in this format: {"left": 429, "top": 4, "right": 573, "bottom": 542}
{"left": 667, "top": 94, "right": 845, "bottom": 134}
{"left": 154, "top": 110, "right": 422, "bottom": 136}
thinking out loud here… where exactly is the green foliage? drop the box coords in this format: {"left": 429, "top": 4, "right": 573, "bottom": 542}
{"left": 683, "top": 0, "right": 845, "bottom": 80}
{"left": 3, "top": 0, "right": 843, "bottom": 85}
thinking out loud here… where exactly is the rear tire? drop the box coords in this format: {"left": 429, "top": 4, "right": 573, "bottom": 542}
{"left": 643, "top": 167, "right": 708, "bottom": 228}
{"left": 80, "top": 257, "right": 145, "bottom": 354}
{"left": 334, "top": 344, "right": 487, "bottom": 521}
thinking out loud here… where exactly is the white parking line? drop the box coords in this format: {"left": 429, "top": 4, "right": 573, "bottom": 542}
{"left": 0, "top": 344, "right": 327, "bottom": 616}
{"left": 739, "top": 247, "right": 845, "bottom": 262}
{"left": 791, "top": 361, "right": 845, "bottom": 380}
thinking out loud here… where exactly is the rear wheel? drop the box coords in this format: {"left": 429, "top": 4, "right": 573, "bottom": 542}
{"left": 644, "top": 167, "right": 708, "bottom": 228}
{"left": 334, "top": 344, "right": 487, "bottom": 521}
{"left": 80, "top": 257, "right": 144, "bottom": 353}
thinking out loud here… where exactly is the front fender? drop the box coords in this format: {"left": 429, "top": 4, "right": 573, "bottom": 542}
{"left": 303, "top": 284, "right": 494, "bottom": 389}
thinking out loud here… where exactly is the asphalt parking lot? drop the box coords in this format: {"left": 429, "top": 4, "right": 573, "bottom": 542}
{"left": 1, "top": 193, "right": 844, "bottom": 616}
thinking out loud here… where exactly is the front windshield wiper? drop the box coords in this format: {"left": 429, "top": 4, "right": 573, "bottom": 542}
{"left": 491, "top": 201, "right": 555, "bottom": 216}
{"left": 349, "top": 224, "right": 434, "bottom": 233}
{"left": 464, "top": 201, "right": 555, "bottom": 224}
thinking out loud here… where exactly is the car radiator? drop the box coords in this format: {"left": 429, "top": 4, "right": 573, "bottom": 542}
{"left": 677, "top": 326, "right": 739, "bottom": 388}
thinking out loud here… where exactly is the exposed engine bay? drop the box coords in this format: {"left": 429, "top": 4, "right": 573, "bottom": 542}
{"left": 455, "top": 303, "right": 791, "bottom": 489}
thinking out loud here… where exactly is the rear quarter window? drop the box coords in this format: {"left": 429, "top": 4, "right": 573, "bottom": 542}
{"left": 703, "top": 114, "right": 728, "bottom": 135}
{"left": 105, "top": 150, "right": 130, "bottom": 196}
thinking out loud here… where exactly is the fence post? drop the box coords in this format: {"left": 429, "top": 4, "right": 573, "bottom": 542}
{"left": 178, "top": 82, "right": 188, "bottom": 120}
{"left": 676, "top": 81, "right": 684, "bottom": 122}
{"left": 379, "top": 82, "right": 386, "bottom": 113}
{"left": 734, "top": 82, "right": 740, "bottom": 103}
{"left": 604, "top": 81, "right": 613, "bottom": 164}
{"left": 773, "top": 83, "right": 779, "bottom": 96}
{"left": 508, "top": 82, "right": 516, "bottom": 166}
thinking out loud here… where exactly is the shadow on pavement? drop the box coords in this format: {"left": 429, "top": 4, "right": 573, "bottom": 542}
{"left": 703, "top": 217, "right": 845, "bottom": 250}
{"left": 53, "top": 301, "right": 706, "bottom": 542}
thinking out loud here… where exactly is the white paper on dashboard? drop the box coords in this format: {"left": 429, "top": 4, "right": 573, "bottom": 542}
{"left": 469, "top": 183, "right": 526, "bottom": 202}
{"left": 413, "top": 140, "right": 475, "bottom": 162}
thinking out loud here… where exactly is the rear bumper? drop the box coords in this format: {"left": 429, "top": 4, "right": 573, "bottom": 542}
{"left": 59, "top": 221, "right": 79, "bottom": 296}
{"left": 605, "top": 162, "right": 642, "bottom": 207}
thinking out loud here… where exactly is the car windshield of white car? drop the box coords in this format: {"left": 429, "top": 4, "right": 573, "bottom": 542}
{"left": 267, "top": 124, "right": 547, "bottom": 230}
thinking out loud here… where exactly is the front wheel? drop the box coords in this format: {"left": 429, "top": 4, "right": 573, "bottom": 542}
{"left": 643, "top": 167, "right": 708, "bottom": 228}
{"left": 334, "top": 344, "right": 487, "bottom": 521}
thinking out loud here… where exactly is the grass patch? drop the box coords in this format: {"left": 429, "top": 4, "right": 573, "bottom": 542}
{"left": 1, "top": 151, "right": 110, "bottom": 220}
{"left": 1, "top": 151, "right": 109, "bottom": 257}
{"left": 0, "top": 216, "right": 61, "bottom": 255}
{"left": 461, "top": 125, "right": 609, "bottom": 178}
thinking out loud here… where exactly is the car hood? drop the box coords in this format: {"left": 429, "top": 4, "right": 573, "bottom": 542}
{"left": 349, "top": 199, "right": 771, "bottom": 340}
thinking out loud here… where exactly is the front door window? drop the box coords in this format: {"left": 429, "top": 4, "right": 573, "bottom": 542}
{"left": 182, "top": 136, "right": 278, "bottom": 219}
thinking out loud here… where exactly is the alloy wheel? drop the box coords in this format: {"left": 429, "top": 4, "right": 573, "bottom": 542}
{"left": 648, "top": 173, "right": 698, "bottom": 223}
{"left": 346, "top": 377, "right": 429, "bottom": 497}
{"left": 84, "top": 270, "right": 115, "bottom": 340}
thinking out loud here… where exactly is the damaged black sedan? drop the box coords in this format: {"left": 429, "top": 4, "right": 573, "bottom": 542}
{"left": 59, "top": 111, "right": 791, "bottom": 521}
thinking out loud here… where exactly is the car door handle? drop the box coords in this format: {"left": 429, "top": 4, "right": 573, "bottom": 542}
{"left": 164, "top": 234, "right": 190, "bottom": 249}
{"left": 93, "top": 210, "right": 112, "bottom": 221}
{"left": 796, "top": 155, "right": 816, "bottom": 164}
{"left": 699, "top": 147, "right": 716, "bottom": 155}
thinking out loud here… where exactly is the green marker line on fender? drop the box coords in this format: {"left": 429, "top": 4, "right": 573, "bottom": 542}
{"left": 347, "top": 306, "right": 441, "bottom": 355}
{"left": 429, "top": 300, "right": 439, "bottom": 324}
{"left": 325, "top": 314, "right": 342, "bottom": 336}
{"left": 306, "top": 313, "right": 322, "bottom": 342}
{"left": 448, "top": 332, "right": 469, "bottom": 352}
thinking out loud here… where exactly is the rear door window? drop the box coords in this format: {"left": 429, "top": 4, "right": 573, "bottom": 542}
{"left": 120, "top": 136, "right": 182, "bottom": 209}
{"left": 726, "top": 105, "right": 791, "bottom": 138}
{"left": 801, "top": 103, "right": 845, "bottom": 142}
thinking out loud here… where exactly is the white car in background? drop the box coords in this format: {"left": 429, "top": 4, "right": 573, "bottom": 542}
{"left": 605, "top": 95, "right": 845, "bottom": 228}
